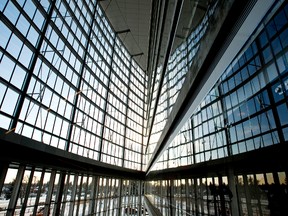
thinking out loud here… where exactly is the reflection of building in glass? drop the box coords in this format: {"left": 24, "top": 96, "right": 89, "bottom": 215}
{"left": 0, "top": 0, "right": 287, "bottom": 215}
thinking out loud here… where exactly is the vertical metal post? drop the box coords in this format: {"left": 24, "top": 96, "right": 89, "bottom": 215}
{"left": 88, "top": 176, "right": 98, "bottom": 215}
{"left": 65, "top": 0, "right": 98, "bottom": 152}
{"left": 33, "top": 169, "right": 45, "bottom": 216}
{"left": 211, "top": 177, "right": 217, "bottom": 216}
{"left": 98, "top": 34, "right": 117, "bottom": 162}
{"left": 218, "top": 75, "right": 241, "bottom": 216}
{"left": 185, "top": 179, "right": 190, "bottom": 214}
{"left": 117, "top": 179, "right": 123, "bottom": 216}
{"left": 228, "top": 168, "right": 240, "bottom": 216}
{"left": 107, "top": 178, "right": 114, "bottom": 215}
{"left": 20, "top": 167, "right": 35, "bottom": 216}
{"left": 6, "top": 165, "right": 25, "bottom": 216}
{"left": 98, "top": 177, "right": 104, "bottom": 214}
{"left": 199, "top": 178, "right": 204, "bottom": 215}
{"left": 95, "top": 176, "right": 100, "bottom": 215}
{"left": 190, "top": 119, "right": 196, "bottom": 164}
{"left": 43, "top": 170, "right": 56, "bottom": 216}
{"left": 243, "top": 174, "right": 253, "bottom": 216}
{"left": 168, "top": 180, "right": 175, "bottom": 216}
{"left": 60, "top": 173, "right": 70, "bottom": 216}
{"left": 128, "top": 179, "right": 132, "bottom": 212}
{"left": 82, "top": 176, "right": 89, "bottom": 216}
{"left": 121, "top": 57, "right": 132, "bottom": 168}
{"left": 141, "top": 76, "right": 146, "bottom": 171}
{"left": 0, "top": 162, "right": 9, "bottom": 194}
{"left": 253, "top": 174, "right": 263, "bottom": 216}
{"left": 10, "top": 0, "right": 56, "bottom": 130}
{"left": 218, "top": 176, "right": 227, "bottom": 216}
{"left": 137, "top": 180, "right": 142, "bottom": 216}
{"left": 53, "top": 172, "right": 66, "bottom": 216}
{"left": 194, "top": 178, "right": 199, "bottom": 216}
{"left": 75, "top": 175, "right": 83, "bottom": 216}
{"left": 103, "top": 178, "right": 109, "bottom": 215}
{"left": 217, "top": 84, "right": 232, "bottom": 157}
{"left": 68, "top": 174, "right": 78, "bottom": 216}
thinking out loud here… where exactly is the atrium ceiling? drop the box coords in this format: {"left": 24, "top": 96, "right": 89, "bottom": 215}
{"left": 99, "top": 0, "right": 151, "bottom": 72}
{"left": 99, "top": 0, "right": 209, "bottom": 73}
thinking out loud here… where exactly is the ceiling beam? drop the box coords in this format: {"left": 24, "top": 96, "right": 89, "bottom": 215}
{"left": 131, "top": 52, "right": 144, "bottom": 57}
{"left": 116, "top": 29, "right": 131, "bottom": 34}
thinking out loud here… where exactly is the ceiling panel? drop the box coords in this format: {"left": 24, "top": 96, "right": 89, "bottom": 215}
{"left": 99, "top": 0, "right": 152, "bottom": 72}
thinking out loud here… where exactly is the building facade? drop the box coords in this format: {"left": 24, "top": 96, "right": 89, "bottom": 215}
{"left": 0, "top": 0, "right": 287, "bottom": 215}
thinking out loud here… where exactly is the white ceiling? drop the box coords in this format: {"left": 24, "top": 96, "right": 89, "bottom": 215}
{"left": 99, "top": 0, "right": 152, "bottom": 72}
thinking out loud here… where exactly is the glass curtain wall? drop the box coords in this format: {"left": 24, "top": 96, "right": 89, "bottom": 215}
{"left": 0, "top": 162, "right": 146, "bottom": 215}
{"left": 145, "top": 0, "right": 218, "bottom": 166}
{"left": 0, "top": 0, "right": 147, "bottom": 170}
{"left": 151, "top": 0, "right": 288, "bottom": 171}
{"left": 146, "top": 1, "right": 288, "bottom": 216}
{"left": 146, "top": 172, "right": 288, "bottom": 216}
